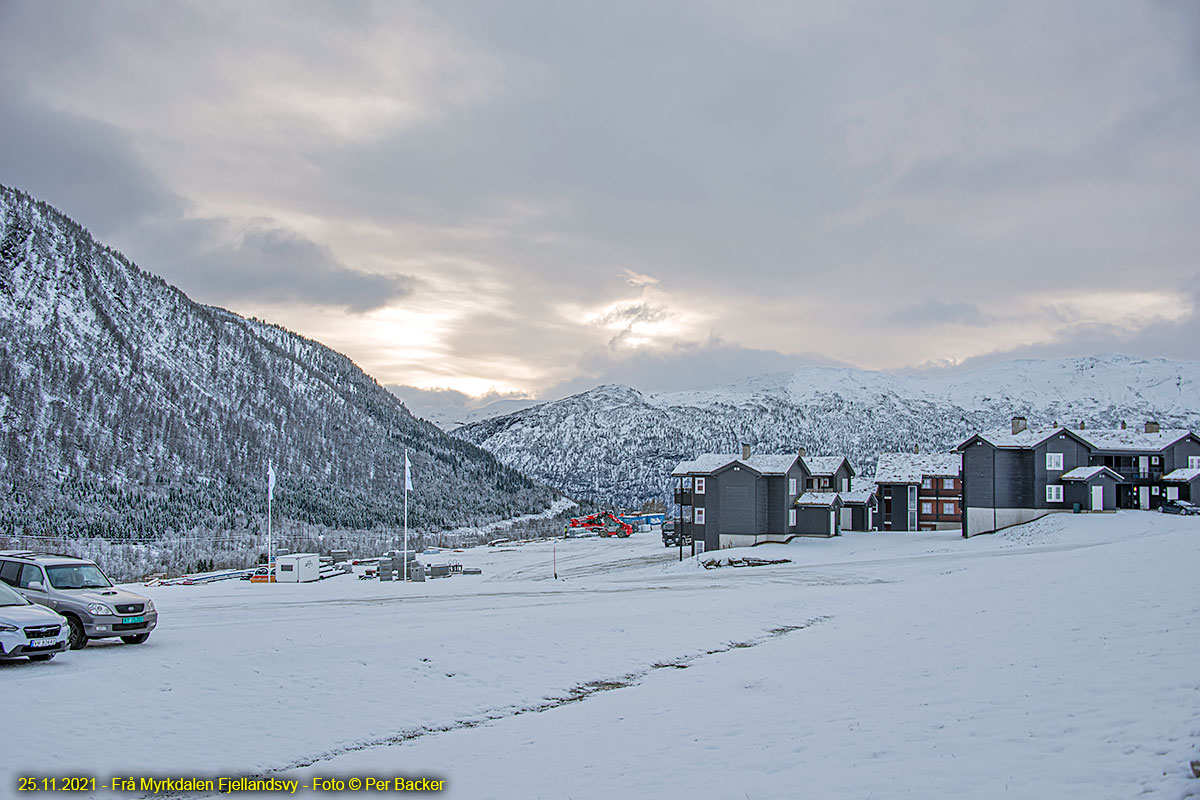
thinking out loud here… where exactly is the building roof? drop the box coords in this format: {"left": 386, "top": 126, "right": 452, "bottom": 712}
{"left": 795, "top": 491, "right": 842, "bottom": 507}
{"left": 964, "top": 426, "right": 1066, "bottom": 449}
{"left": 1075, "top": 429, "right": 1194, "bottom": 453}
{"left": 1162, "top": 467, "right": 1200, "bottom": 483}
{"left": 874, "top": 452, "right": 961, "bottom": 483}
{"left": 963, "top": 425, "right": 1195, "bottom": 453}
{"left": 671, "top": 453, "right": 799, "bottom": 477}
{"left": 801, "top": 456, "right": 852, "bottom": 476}
{"left": 1060, "top": 466, "right": 1124, "bottom": 482}
{"left": 838, "top": 488, "right": 876, "bottom": 504}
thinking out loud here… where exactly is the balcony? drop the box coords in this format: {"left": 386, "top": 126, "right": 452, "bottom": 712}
{"left": 674, "top": 489, "right": 693, "bottom": 505}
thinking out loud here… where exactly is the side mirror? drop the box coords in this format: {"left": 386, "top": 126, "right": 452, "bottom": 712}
{"left": 27, "top": 581, "right": 45, "bottom": 592}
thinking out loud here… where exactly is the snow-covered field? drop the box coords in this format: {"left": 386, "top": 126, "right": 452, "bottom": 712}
{"left": 7, "top": 512, "right": 1200, "bottom": 799}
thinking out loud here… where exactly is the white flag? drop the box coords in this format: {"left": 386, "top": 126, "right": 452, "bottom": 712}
{"left": 268, "top": 461, "right": 276, "bottom": 500}
{"left": 404, "top": 453, "right": 413, "bottom": 491}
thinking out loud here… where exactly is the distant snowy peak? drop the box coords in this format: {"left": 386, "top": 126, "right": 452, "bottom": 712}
{"left": 456, "top": 355, "right": 1200, "bottom": 508}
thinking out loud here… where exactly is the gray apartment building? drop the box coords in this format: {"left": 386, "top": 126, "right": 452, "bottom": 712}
{"left": 671, "top": 446, "right": 852, "bottom": 551}
{"left": 957, "top": 418, "right": 1200, "bottom": 536}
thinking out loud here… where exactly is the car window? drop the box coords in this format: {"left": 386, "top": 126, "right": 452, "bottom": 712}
{"left": 45, "top": 563, "right": 112, "bottom": 589}
{"left": 0, "top": 560, "right": 20, "bottom": 586}
{"left": 18, "top": 564, "right": 45, "bottom": 589}
{"left": 0, "top": 580, "right": 30, "bottom": 606}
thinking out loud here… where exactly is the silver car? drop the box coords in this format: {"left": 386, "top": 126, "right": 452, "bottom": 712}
{"left": 0, "top": 580, "right": 70, "bottom": 661}
{"left": 0, "top": 552, "right": 158, "bottom": 649}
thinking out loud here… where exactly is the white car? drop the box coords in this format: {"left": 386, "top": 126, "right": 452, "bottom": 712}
{"left": 0, "top": 580, "right": 70, "bottom": 661}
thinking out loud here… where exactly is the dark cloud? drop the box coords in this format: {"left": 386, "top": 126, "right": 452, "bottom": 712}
{"left": 161, "top": 224, "right": 414, "bottom": 313}
{"left": 890, "top": 299, "right": 988, "bottom": 327}
{"left": 0, "top": 83, "right": 410, "bottom": 313}
{"left": 0, "top": 89, "right": 185, "bottom": 235}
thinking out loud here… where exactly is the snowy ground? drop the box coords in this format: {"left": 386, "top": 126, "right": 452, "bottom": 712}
{"left": 7, "top": 512, "right": 1200, "bottom": 799}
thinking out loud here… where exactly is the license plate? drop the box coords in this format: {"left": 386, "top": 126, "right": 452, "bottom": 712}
{"left": 28, "top": 637, "right": 57, "bottom": 648}
{"left": 122, "top": 616, "right": 145, "bottom": 624}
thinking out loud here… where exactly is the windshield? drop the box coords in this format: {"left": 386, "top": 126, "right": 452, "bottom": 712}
{"left": 0, "top": 581, "right": 30, "bottom": 606}
{"left": 45, "top": 564, "right": 113, "bottom": 589}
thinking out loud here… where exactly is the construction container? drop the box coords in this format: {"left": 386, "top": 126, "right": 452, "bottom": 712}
{"left": 275, "top": 553, "right": 320, "bottom": 583}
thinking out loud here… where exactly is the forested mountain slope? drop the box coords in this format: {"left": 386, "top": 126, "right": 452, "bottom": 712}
{"left": 0, "top": 184, "right": 556, "bottom": 540}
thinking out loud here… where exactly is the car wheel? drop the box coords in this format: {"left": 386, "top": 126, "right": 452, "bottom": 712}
{"left": 65, "top": 615, "right": 87, "bottom": 650}
{"left": 120, "top": 634, "right": 149, "bottom": 645}
{"left": 27, "top": 653, "right": 55, "bottom": 661}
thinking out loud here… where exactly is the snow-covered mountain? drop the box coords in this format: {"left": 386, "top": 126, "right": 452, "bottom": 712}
{"left": 456, "top": 356, "right": 1200, "bottom": 507}
{"left": 0, "top": 184, "right": 557, "bottom": 540}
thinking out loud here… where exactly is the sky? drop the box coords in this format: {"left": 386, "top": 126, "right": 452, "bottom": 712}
{"left": 2, "top": 0, "right": 1198, "bottom": 410}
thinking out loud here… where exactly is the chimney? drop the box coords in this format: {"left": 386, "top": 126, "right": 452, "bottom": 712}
{"left": 1011, "top": 416, "right": 1028, "bottom": 435}
{"left": 913, "top": 443, "right": 920, "bottom": 454}
{"left": 1145, "top": 421, "right": 1160, "bottom": 434}
{"left": 797, "top": 446, "right": 806, "bottom": 458}
{"left": 1080, "top": 421, "right": 1086, "bottom": 430}
{"left": 741, "top": 443, "right": 751, "bottom": 460}
{"left": 1120, "top": 420, "right": 1127, "bottom": 430}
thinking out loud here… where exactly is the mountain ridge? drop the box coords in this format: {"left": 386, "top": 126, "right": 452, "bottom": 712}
{"left": 0, "top": 183, "right": 557, "bottom": 541}
{"left": 455, "top": 354, "right": 1200, "bottom": 507}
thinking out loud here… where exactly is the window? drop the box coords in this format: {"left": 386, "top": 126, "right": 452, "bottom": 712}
{"left": 694, "top": 477, "right": 705, "bottom": 495}
{"left": 908, "top": 485, "right": 917, "bottom": 505}
{"left": 18, "top": 564, "right": 44, "bottom": 589}
{"left": 943, "top": 502, "right": 955, "bottom": 515}
{"left": 694, "top": 507, "right": 706, "bottom": 525}
{"left": 788, "top": 509, "right": 796, "bottom": 527}
{"left": 922, "top": 478, "right": 932, "bottom": 489}
{"left": 1046, "top": 453, "right": 1064, "bottom": 471}
{"left": 0, "top": 560, "right": 19, "bottom": 586}
{"left": 820, "top": 477, "right": 830, "bottom": 489}
{"left": 907, "top": 485, "right": 918, "bottom": 529}
{"left": 789, "top": 478, "right": 797, "bottom": 495}
{"left": 1151, "top": 456, "right": 1160, "bottom": 465}
{"left": 1151, "top": 486, "right": 1160, "bottom": 495}
{"left": 943, "top": 478, "right": 955, "bottom": 490}
{"left": 921, "top": 502, "right": 933, "bottom": 515}
{"left": 1167, "top": 486, "right": 1179, "bottom": 500}
{"left": 1046, "top": 485, "right": 1064, "bottom": 503}
{"left": 1190, "top": 456, "right": 1200, "bottom": 469}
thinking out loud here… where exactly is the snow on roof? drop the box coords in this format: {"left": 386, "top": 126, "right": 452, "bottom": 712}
{"left": 796, "top": 492, "right": 841, "bottom": 506}
{"left": 968, "top": 426, "right": 1195, "bottom": 452}
{"left": 1075, "top": 429, "right": 1194, "bottom": 452}
{"left": 1060, "top": 466, "right": 1121, "bottom": 482}
{"left": 1162, "top": 467, "right": 1200, "bottom": 483}
{"left": 969, "top": 426, "right": 1066, "bottom": 449}
{"left": 671, "top": 453, "right": 798, "bottom": 476}
{"left": 802, "top": 456, "right": 851, "bottom": 476}
{"left": 838, "top": 488, "right": 876, "bottom": 504}
{"left": 874, "top": 452, "right": 961, "bottom": 483}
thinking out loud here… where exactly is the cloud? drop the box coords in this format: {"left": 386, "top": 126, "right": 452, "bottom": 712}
{"left": 2, "top": 1, "right": 1197, "bottom": 393}
{"left": 162, "top": 223, "right": 414, "bottom": 313}
{"left": 890, "top": 299, "right": 989, "bottom": 328}
{"left": 0, "top": 90, "right": 185, "bottom": 235}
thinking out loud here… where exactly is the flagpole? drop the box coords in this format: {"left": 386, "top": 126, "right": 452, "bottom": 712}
{"left": 267, "top": 461, "right": 272, "bottom": 582}
{"left": 403, "top": 448, "right": 409, "bottom": 582}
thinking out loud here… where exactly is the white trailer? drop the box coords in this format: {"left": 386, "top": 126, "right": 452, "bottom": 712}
{"left": 275, "top": 553, "right": 320, "bottom": 583}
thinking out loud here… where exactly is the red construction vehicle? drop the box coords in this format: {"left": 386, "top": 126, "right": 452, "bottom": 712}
{"left": 564, "top": 511, "right": 633, "bottom": 538}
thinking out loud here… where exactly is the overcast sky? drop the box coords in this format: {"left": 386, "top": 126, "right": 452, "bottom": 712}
{"left": 2, "top": 0, "right": 1197, "bottom": 405}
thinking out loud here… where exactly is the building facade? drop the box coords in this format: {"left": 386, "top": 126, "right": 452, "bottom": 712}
{"left": 957, "top": 418, "right": 1200, "bottom": 536}
{"left": 873, "top": 452, "right": 962, "bottom": 531}
{"left": 671, "top": 447, "right": 854, "bottom": 550}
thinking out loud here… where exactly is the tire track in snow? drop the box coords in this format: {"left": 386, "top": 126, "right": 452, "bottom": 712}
{"left": 195, "top": 614, "right": 832, "bottom": 790}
